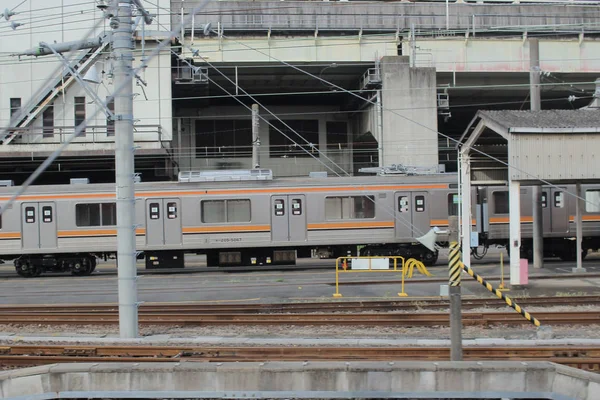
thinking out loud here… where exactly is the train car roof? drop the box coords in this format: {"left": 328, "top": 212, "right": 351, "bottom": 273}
{"left": 0, "top": 173, "right": 459, "bottom": 196}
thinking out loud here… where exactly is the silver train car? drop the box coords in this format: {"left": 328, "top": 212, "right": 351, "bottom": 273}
{"left": 478, "top": 185, "right": 600, "bottom": 261}
{"left": 0, "top": 172, "right": 456, "bottom": 277}
{"left": 0, "top": 171, "right": 598, "bottom": 277}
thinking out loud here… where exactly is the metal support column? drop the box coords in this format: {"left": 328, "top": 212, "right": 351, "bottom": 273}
{"left": 252, "top": 104, "right": 260, "bottom": 168}
{"left": 448, "top": 216, "right": 462, "bottom": 361}
{"left": 113, "top": 0, "right": 138, "bottom": 338}
{"left": 530, "top": 38, "right": 544, "bottom": 269}
{"left": 460, "top": 151, "right": 471, "bottom": 268}
{"left": 573, "top": 183, "right": 586, "bottom": 273}
{"left": 509, "top": 180, "right": 522, "bottom": 286}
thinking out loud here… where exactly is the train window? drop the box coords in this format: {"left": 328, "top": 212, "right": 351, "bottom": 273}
{"left": 541, "top": 192, "right": 548, "bottom": 208}
{"left": 42, "top": 206, "right": 52, "bottom": 223}
{"left": 76, "top": 204, "right": 100, "bottom": 226}
{"left": 227, "top": 199, "right": 251, "bottom": 222}
{"left": 554, "top": 192, "right": 564, "bottom": 208}
{"left": 25, "top": 206, "right": 35, "bottom": 223}
{"left": 274, "top": 199, "right": 285, "bottom": 217}
{"left": 202, "top": 200, "right": 226, "bottom": 223}
{"left": 325, "top": 196, "right": 375, "bottom": 219}
{"left": 398, "top": 196, "right": 409, "bottom": 213}
{"left": 493, "top": 191, "right": 509, "bottom": 214}
{"left": 76, "top": 203, "right": 116, "bottom": 227}
{"left": 101, "top": 203, "right": 116, "bottom": 226}
{"left": 149, "top": 203, "right": 160, "bottom": 220}
{"left": 202, "top": 199, "right": 251, "bottom": 223}
{"left": 585, "top": 189, "right": 600, "bottom": 212}
{"left": 167, "top": 202, "right": 178, "bottom": 219}
{"left": 447, "top": 193, "right": 459, "bottom": 216}
{"left": 291, "top": 199, "right": 302, "bottom": 216}
{"left": 415, "top": 195, "right": 425, "bottom": 212}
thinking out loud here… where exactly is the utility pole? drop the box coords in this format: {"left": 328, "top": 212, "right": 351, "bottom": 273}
{"left": 448, "top": 216, "right": 463, "bottom": 361}
{"left": 252, "top": 104, "right": 260, "bottom": 168}
{"left": 112, "top": 0, "right": 138, "bottom": 338}
{"left": 530, "top": 38, "right": 544, "bottom": 270}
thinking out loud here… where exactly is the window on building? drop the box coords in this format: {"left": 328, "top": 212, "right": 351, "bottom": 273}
{"left": 74, "top": 96, "right": 86, "bottom": 136}
{"left": 585, "top": 189, "right": 600, "bottom": 212}
{"left": 43, "top": 106, "right": 54, "bottom": 138}
{"left": 106, "top": 97, "right": 115, "bottom": 136}
{"left": 493, "top": 191, "right": 509, "bottom": 214}
{"left": 448, "top": 193, "right": 459, "bottom": 216}
{"left": 76, "top": 203, "right": 117, "bottom": 227}
{"left": 269, "top": 119, "right": 319, "bottom": 158}
{"left": 195, "top": 120, "right": 252, "bottom": 158}
{"left": 201, "top": 199, "right": 251, "bottom": 223}
{"left": 325, "top": 196, "right": 375, "bottom": 219}
{"left": 9, "top": 98, "right": 21, "bottom": 119}
{"left": 326, "top": 121, "right": 348, "bottom": 152}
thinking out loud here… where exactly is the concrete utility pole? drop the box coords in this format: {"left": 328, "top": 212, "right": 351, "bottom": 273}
{"left": 448, "top": 216, "right": 463, "bottom": 361}
{"left": 530, "top": 38, "right": 544, "bottom": 270}
{"left": 113, "top": 0, "right": 139, "bottom": 338}
{"left": 252, "top": 104, "right": 260, "bottom": 168}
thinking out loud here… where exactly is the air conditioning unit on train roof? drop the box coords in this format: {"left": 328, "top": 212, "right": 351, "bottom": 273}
{"left": 178, "top": 169, "right": 273, "bottom": 183}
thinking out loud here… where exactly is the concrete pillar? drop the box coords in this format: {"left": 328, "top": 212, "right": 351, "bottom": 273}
{"left": 532, "top": 186, "right": 544, "bottom": 269}
{"left": 460, "top": 151, "right": 471, "bottom": 268}
{"left": 573, "top": 182, "right": 586, "bottom": 273}
{"left": 509, "top": 180, "right": 522, "bottom": 286}
{"left": 380, "top": 56, "right": 438, "bottom": 168}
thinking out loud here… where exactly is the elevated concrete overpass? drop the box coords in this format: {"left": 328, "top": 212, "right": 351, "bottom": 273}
{"left": 169, "top": 1, "right": 600, "bottom": 175}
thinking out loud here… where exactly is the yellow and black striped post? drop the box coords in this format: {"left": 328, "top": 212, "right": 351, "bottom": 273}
{"left": 449, "top": 241, "right": 461, "bottom": 286}
{"left": 460, "top": 261, "right": 541, "bottom": 327}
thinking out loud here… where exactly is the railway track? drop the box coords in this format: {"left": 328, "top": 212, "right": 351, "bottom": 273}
{"left": 0, "top": 295, "right": 598, "bottom": 314}
{"left": 1, "top": 345, "right": 599, "bottom": 371}
{"left": 0, "top": 310, "right": 597, "bottom": 327}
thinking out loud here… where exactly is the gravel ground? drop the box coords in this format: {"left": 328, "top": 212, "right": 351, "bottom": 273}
{"left": 0, "top": 305, "right": 598, "bottom": 344}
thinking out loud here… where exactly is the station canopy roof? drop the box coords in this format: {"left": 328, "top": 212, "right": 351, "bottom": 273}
{"left": 459, "top": 109, "right": 600, "bottom": 185}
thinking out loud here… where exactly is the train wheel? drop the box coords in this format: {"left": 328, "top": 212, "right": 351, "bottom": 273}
{"left": 71, "top": 260, "right": 88, "bottom": 276}
{"left": 421, "top": 250, "right": 439, "bottom": 266}
{"left": 15, "top": 262, "right": 33, "bottom": 278}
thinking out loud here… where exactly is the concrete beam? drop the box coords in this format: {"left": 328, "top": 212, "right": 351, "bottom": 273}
{"left": 1, "top": 361, "right": 599, "bottom": 399}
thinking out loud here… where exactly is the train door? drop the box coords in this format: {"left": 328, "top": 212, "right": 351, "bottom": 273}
{"left": 542, "top": 190, "right": 552, "bottom": 235}
{"left": 145, "top": 198, "right": 182, "bottom": 246}
{"left": 411, "top": 192, "right": 430, "bottom": 238}
{"left": 550, "top": 188, "right": 569, "bottom": 233}
{"left": 271, "top": 195, "right": 306, "bottom": 242}
{"left": 394, "top": 192, "right": 430, "bottom": 239}
{"left": 21, "top": 202, "right": 57, "bottom": 250}
{"left": 394, "top": 192, "right": 412, "bottom": 239}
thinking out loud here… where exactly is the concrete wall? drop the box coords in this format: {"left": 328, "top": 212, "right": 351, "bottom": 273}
{"left": 174, "top": 106, "right": 353, "bottom": 177}
{"left": 380, "top": 56, "right": 438, "bottom": 168}
{"left": 1, "top": 361, "right": 600, "bottom": 399}
{"left": 0, "top": 0, "right": 172, "bottom": 151}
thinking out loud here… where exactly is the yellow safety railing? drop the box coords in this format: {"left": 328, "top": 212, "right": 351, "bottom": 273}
{"left": 333, "top": 256, "right": 407, "bottom": 298}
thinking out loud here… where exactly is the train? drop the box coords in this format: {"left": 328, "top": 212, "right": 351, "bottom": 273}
{"left": 0, "top": 169, "right": 598, "bottom": 277}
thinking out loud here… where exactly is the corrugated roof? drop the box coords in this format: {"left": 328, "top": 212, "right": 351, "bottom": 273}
{"left": 478, "top": 109, "right": 600, "bottom": 130}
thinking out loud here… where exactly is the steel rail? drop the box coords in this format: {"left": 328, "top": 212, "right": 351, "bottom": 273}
{"left": 0, "top": 295, "right": 597, "bottom": 314}
{"left": 1, "top": 345, "right": 600, "bottom": 371}
{"left": 0, "top": 311, "right": 598, "bottom": 326}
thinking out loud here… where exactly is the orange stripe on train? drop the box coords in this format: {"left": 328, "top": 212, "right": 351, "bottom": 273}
{"left": 0, "top": 184, "right": 449, "bottom": 202}
{"left": 308, "top": 221, "right": 394, "bottom": 230}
